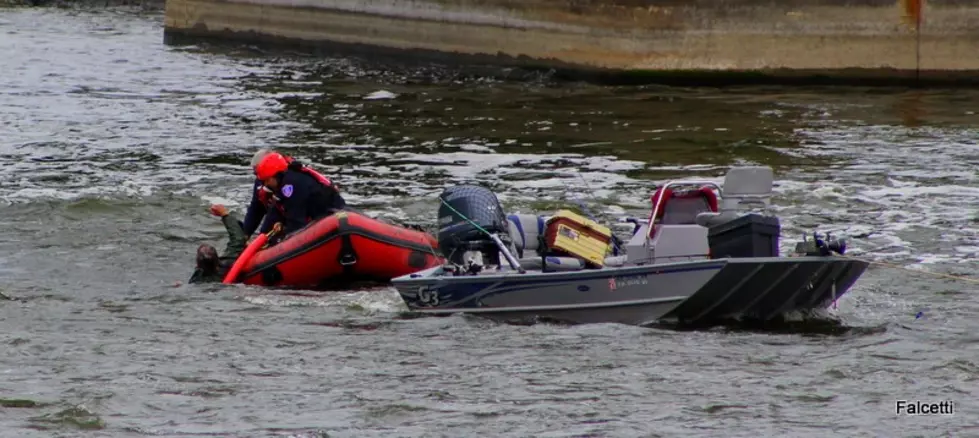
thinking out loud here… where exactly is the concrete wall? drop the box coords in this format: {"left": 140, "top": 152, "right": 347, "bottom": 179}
{"left": 163, "top": 0, "right": 979, "bottom": 85}
{"left": 2, "top": 0, "right": 163, "bottom": 7}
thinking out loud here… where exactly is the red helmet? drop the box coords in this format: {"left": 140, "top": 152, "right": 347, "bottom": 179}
{"left": 255, "top": 152, "right": 289, "bottom": 181}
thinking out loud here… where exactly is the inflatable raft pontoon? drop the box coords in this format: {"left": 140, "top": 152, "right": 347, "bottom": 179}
{"left": 231, "top": 211, "right": 444, "bottom": 289}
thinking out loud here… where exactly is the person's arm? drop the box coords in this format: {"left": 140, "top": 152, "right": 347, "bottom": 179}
{"left": 210, "top": 204, "right": 248, "bottom": 260}
{"left": 241, "top": 180, "right": 266, "bottom": 237}
{"left": 221, "top": 212, "right": 248, "bottom": 259}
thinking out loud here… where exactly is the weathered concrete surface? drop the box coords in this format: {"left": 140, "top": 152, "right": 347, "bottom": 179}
{"left": 2, "top": 0, "right": 163, "bottom": 8}
{"left": 163, "top": 0, "right": 979, "bottom": 85}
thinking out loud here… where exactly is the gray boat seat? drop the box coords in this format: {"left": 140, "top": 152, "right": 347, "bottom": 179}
{"left": 696, "top": 166, "right": 774, "bottom": 228}
{"left": 507, "top": 213, "right": 548, "bottom": 257}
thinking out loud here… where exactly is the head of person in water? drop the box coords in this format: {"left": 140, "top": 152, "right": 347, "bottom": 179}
{"left": 195, "top": 243, "right": 220, "bottom": 275}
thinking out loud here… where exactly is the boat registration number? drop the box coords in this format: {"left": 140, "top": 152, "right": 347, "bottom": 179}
{"left": 608, "top": 275, "right": 648, "bottom": 291}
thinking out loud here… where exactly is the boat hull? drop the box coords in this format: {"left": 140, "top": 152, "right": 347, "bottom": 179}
{"left": 394, "top": 260, "right": 725, "bottom": 326}
{"left": 239, "top": 211, "right": 444, "bottom": 289}
{"left": 661, "top": 257, "right": 868, "bottom": 325}
{"left": 392, "top": 257, "right": 869, "bottom": 326}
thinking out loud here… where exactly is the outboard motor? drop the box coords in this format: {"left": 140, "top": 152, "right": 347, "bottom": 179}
{"left": 437, "top": 185, "right": 513, "bottom": 269}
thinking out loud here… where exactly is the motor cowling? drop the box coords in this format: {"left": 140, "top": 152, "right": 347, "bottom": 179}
{"left": 437, "top": 185, "right": 513, "bottom": 266}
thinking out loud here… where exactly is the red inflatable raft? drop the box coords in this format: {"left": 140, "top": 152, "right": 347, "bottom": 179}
{"left": 231, "top": 211, "right": 444, "bottom": 289}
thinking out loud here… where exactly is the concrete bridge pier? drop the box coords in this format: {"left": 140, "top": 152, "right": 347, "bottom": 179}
{"left": 162, "top": 0, "right": 979, "bottom": 86}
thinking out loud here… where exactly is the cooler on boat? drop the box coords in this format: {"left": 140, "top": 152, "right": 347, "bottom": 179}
{"left": 707, "top": 213, "right": 781, "bottom": 258}
{"left": 544, "top": 210, "right": 613, "bottom": 268}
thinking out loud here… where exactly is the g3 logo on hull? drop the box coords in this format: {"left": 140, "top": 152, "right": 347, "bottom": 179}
{"left": 417, "top": 285, "right": 440, "bottom": 307}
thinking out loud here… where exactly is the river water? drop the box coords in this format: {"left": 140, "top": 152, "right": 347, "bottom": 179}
{"left": 1, "top": 7, "right": 977, "bottom": 438}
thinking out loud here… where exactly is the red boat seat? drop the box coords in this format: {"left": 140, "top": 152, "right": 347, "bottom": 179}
{"left": 648, "top": 186, "right": 719, "bottom": 239}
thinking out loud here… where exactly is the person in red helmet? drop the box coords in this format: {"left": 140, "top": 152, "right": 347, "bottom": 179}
{"left": 242, "top": 149, "right": 343, "bottom": 239}
{"left": 254, "top": 151, "right": 347, "bottom": 239}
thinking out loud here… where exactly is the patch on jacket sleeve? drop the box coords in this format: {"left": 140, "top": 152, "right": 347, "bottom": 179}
{"left": 281, "top": 184, "right": 294, "bottom": 198}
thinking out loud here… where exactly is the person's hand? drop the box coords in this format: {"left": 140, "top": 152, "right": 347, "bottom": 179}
{"left": 271, "top": 222, "right": 283, "bottom": 235}
{"left": 210, "top": 204, "right": 229, "bottom": 217}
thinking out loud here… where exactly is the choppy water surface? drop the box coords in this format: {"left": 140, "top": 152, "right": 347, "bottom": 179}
{"left": 1, "top": 7, "right": 978, "bottom": 437}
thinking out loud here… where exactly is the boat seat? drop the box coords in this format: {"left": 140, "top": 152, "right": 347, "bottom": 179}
{"left": 507, "top": 213, "right": 548, "bottom": 258}
{"left": 696, "top": 166, "right": 774, "bottom": 228}
{"left": 648, "top": 186, "right": 719, "bottom": 239}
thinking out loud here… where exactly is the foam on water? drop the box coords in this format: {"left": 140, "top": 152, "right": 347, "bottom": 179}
{"left": 0, "top": 10, "right": 285, "bottom": 205}
{"left": 776, "top": 122, "right": 979, "bottom": 268}
{"left": 240, "top": 288, "right": 407, "bottom": 314}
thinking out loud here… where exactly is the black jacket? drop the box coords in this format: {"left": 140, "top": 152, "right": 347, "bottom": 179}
{"left": 271, "top": 169, "right": 346, "bottom": 236}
